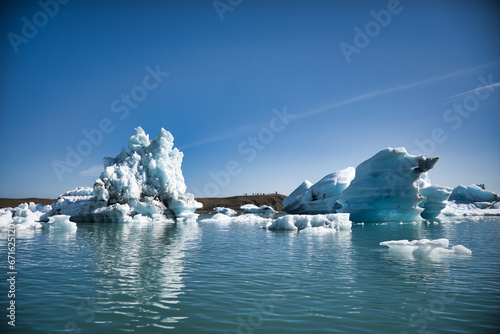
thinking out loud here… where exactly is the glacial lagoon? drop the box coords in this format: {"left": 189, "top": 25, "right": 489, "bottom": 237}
{"left": 2, "top": 215, "right": 499, "bottom": 333}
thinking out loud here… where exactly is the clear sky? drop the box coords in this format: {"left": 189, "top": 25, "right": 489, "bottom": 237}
{"left": 1, "top": 0, "right": 499, "bottom": 199}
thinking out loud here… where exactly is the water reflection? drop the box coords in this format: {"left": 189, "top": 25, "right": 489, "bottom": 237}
{"left": 77, "top": 220, "right": 201, "bottom": 331}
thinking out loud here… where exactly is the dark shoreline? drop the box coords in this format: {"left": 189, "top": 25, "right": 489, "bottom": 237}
{"left": 0, "top": 194, "right": 287, "bottom": 212}
{"left": 0, "top": 198, "right": 57, "bottom": 208}
{"left": 196, "top": 194, "right": 286, "bottom": 213}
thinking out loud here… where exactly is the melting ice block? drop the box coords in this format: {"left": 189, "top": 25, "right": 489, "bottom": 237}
{"left": 339, "top": 147, "right": 439, "bottom": 222}
{"left": 214, "top": 207, "right": 237, "bottom": 216}
{"left": 449, "top": 184, "right": 499, "bottom": 203}
{"left": 41, "top": 215, "right": 77, "bottom": 231}
{"left": 282, "top": 167, "right": 355, "bottom": 214}
{"left": 241, "top": 204, "right": 275, "bottom": 214}
{"left": 53, "top": 127, "right": 202, "bottom": 222}
{"left": 199, "top": 213, "right": 233, "bottom": 224}
{"left": 380, "top": 238, "right": 471, "bottom": 257}
{"left": 267, "top": 213, "right": 351, "bottom": 231}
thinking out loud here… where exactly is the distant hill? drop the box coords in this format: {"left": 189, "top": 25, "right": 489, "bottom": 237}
{"left": 0, "top": 198, "right": 57, "bottom": 208}
{"left": 196, "top": 193, "right": 287, "bottom": 213}
{"left": 0, "top": 194, "right": 288, "bottom": 212}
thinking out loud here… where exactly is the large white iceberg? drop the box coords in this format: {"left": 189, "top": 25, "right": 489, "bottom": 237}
{"left": 282, "top": 167, "right": 355, "bottom": 214}
{"left": 338, "top": 147, "right": 439, "bottom": 222}
{"left": 53, "top": 127, "right": 202, "bottom": 222}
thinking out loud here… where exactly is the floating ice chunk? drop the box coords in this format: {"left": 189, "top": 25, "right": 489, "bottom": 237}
{"left": 449, "top": 184, "right": 499, "bottom": 203}
{"left": 412, "top": 239, "right": 449, "bottom": 257}
{"left": 41, "top": 215, "right": 77, "bottom": 231}
{"left": 15, "top": 202, "right": 52, "bottom": 221}
{"left": 380, "top": 238, "right": 471, "bottom": 257}
{"left": 0, "top": 209, "right": 13, "bottom": 230}
{"left": 123, "top": 214, "right": 153, "bottom": 224}
{"left": 339, "top": 147, "right": 439, "bottom": 222}
{"left": 0, "top": 202, "right": 53, "bottom": 229}
{"left": 282, "top": 167, "right": 355, "bottom": 214}
{"left": 198, "top": 213, "right": 272, "bottom": 227}
{"left": 300, "top": 226, "right": 336, "bottom": 235}
{"left": 451, "top": 245, "right": 473, "bottom": 255}
{"left": 199, "top": 213, "right": 232, "bottom": 224}
{"left": 231, "top": 214, "right": 272, "bottom": 226}
{"left": 440, "top": 201, "right": 500, "bottom": 217}
{"left": 267, "top": 213, "right": 351, "bottom": 231}
{"left": 241, "top": 204, "right": 275, "bottom": 214}
{"left": 267, "top": 215, "right": 298, "bottom": 230}
{"left": 214, "top": 207, "right": 237, "bottom": 216}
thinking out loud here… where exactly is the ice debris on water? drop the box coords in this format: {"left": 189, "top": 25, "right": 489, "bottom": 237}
{"left": 380, "top": 238, "right": 472, "bottom": 257}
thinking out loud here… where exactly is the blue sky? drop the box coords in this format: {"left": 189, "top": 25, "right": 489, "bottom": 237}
{"left": 1, "top": 0, "right": 499, "bottom": 199}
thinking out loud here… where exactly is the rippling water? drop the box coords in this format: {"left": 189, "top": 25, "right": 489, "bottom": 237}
{"left": 2, "top": 216, "right": 500, "bottom": 333}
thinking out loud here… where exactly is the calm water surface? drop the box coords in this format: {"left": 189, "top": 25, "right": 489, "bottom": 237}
{"left": 2, "top": 216, "right": 500, "bottom": 333}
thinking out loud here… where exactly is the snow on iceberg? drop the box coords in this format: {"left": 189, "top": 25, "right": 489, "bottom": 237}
{"left": 339, "top": 147, "right": 439, "bottom": 222}
{"left": 440, "top": 201, "right": 500, "bottom": 217}
{"left": 240, "top": 204, "right": 275, "bottom": 214}
{"left": 449, "top": 184, "right": 499, "bottom": 203}
{"left": 282, "top": 167, "right": 355, "bottom": 214}
{"left": 380, "top": 238, "right": 471, "bottom": 258}
{"left": 267, "top": 213, "right": 351, "bottom": 231}
{"left": 53, "top": 127, "right": 202, "bottom": 222}
{"left": 214, "top": 207, "right": 237, "bottom": 216}
{"left": 437, "top": 184, "right": 500, "bottom": 217}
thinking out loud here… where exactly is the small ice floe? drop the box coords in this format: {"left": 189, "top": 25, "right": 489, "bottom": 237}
{"left": 380, "top": 238, "right": 471, "bottom": 258}
{"left": 198, "top": 213, "right": 272, "bottom": 228}
{"left": 214, "top": 207, "right": 237, "bottom": 216}
{"left": 199, "top": 213, "right": 232, "bottom": 224}
{"left": 299, "top": 226, "right": 337, "bottom": 235}
{"left": 240, "top": 204, "right": 275, "bottom": 214}
{"left": 41, "top": 215, "right": 77, "bottom": 231}
{"left": 266, "top": 213, "right": 351, "bottom": 232}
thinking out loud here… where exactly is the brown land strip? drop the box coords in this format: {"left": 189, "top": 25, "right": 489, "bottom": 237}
{"left": 196, "top": 193, "right": 287, "bottom": 213}
{"left": 0, "top": 198, "right": 57, "bottom": 208}
{"left": 0, "top": 194, "right": 287, "bottom": 212}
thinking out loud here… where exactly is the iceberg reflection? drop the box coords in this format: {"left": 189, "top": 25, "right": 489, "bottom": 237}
{"left": 78, "top": 220, "right": 201, "bottom": 330}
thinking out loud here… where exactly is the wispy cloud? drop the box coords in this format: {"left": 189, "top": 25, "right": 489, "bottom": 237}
{"left": 447, "top": 82, "right": 500, "bottom": 101}
{"left": 295, "top": 61, "right": 500, "bottom": 120}
{"left": 182, "top": 61, "right": 499, "bottom": 149}
{"left": 80, "top": 165, "right": 103, "bottom": 177}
